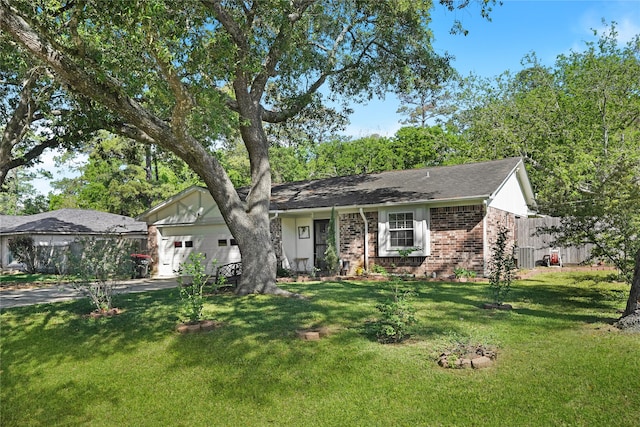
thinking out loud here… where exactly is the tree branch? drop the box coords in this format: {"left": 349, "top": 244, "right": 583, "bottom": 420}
{"left": 146, "top": 33, "right": 195, "bottom": 141}
{"left": 0, "top": 1, "right": 242, "bottom": 214}
{"left": 250, "top": 1, "right": 314, "bottom": 101}
{"left": 0, "top": 135, "right": 61, "bottom": 187}
{"left": 200, "top": 0, "right": 249, "bottom": 52}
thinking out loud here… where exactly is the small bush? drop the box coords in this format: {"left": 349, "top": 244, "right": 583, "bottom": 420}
{"left": 488, "top": 223, "right": 516, "bottom": 305}
{"left": 63, "top": 235, "right": 136, "bottom": 312}
{"left": 372, "top": 284, "right": 417, "bottom": 343}
{"left": 8, "top": 236, "right": 37, "bottom": 273}
{"left": 177, "top": 253, "right": 212, "bottom": 324}
{"left": 323, "top": 207, "right": 340, "bottom": 274}
{"left": 454, "top": 267, "right": 477, "bottom": 279}
{"left": 277, "top": 266, "right": 293, "bottom": 277}
{"left": 369, "top": 264, "right": 388, "bottom": 275}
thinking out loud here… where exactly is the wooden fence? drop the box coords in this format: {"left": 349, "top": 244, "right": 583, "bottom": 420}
{"left": 515, "top": 217, "right": 594, "bottom": 268}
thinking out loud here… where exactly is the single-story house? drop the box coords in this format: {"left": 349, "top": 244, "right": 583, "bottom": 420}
{"left": 138, "top": 157, "right": 536, "bottom": 278}
{"left": 0, "top": 208, "right": 148, "bottom": 272}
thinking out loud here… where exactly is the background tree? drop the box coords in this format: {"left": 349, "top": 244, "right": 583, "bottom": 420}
{"left": 396, "top": 75, "right": 459, "bottom": 127}
{"left": 392, "top": 125, "right": 462, "bottom": 168}
{"left": 449, "top": 24, "right": 640, "bottom": 316}
{"left": 2, "top": 0, "right": 495, "bottom": 295}
{"left": 7, "top": 235, "right": 36, "bottom": 272}
{"left": 0, "top": 166, "right": 47, "bottom": 214}
{"left": 49, "top": 132, "right": 202, "bottom": 216}
{"left": 311, "top": 135, "right": 397, "bottom": 177}
{"left": 449, "top": 25, "right": 639, "bottom": 211}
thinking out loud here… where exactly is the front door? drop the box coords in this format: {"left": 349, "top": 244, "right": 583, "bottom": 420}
{"left": 314, "top": 219, "right": 330, "bottom": 271}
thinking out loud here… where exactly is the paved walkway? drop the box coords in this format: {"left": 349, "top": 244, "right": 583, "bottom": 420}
{"left": 0, "top": 278, "right": 179, "bottom": 310}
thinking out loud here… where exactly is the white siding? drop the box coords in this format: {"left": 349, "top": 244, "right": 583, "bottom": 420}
{"left": 156, "top": 225, "right": 240, "bottom": 276}
{"left": 488, "top": 172, "right": 530, "bottom": 217}
{"left": 280, "top": 217, "right": 315, "bottom": 272}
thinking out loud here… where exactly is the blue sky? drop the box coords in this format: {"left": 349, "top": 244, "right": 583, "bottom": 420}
{"left": 344, "top": 0, "right": 640, "bottom": 137}
{"left": 34, "top": 0, "right": 640, "bottom": 195}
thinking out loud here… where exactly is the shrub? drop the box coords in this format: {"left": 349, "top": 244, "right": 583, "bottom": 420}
{"left": 454, "top": 267, "right": 477, "bottom": 279}
{"left": 277, "top": 266, "right": 293, "bottom": 277}
{"left": 370, "top": 263, "right": 388, "bottom": 275}
{"left": 8, "top": 236, "right": 37, "bottom": 273}
{"left": 63, "top": 235, "right": 136, "bottom": 312}
{"left": 372, "top": 284, "right": 417, "bottom": 343}
{"left": 177, "top": 253, "right": 212, "bottom": 324}
{"left": 323, "top": 207, "right": 340, "bottom": 274}
{"left": 488, "top": 223, "right": 517, "bottom": 305}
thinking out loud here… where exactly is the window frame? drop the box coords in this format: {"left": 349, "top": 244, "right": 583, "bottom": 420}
{"left": 388, "top": 212, "right": 415, "bottom": 248}
{"left": 378, "top": 206, "right": 429, "bottom": 257}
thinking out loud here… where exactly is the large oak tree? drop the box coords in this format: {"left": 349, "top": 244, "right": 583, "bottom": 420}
{"left": 1, "top": 0, "right": 494, "bottom": 295}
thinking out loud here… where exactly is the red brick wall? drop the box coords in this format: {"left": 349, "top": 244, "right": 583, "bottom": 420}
{"left": 485, "top": 206, "right": 516, "bottom": 265}
{"left": 428, "top": 205, "right": 485, "bottom": 277}
{"left": 338, "top": 212, "right": 377, "bottom": 273}
{"left": 336, "top": 205, "right": 516, "bottom": 278}
{"left": 148, "top": 225, "right": 158, "bottom": 275}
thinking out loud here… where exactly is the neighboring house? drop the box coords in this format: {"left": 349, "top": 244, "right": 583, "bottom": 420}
{"left": 138, "top": 157, "right": 536, "bottom": 278}
{"left": 0, "top": 209, "right": 148, "bottom": 272}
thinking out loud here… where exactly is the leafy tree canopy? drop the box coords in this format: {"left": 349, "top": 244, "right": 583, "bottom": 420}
{"left": 1, "top": 0, "right": 495, "bottom": 295}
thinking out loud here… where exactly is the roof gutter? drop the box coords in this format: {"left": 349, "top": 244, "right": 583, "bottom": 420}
{"left": 269, "top": 195, "right": 491, "bottom": 216}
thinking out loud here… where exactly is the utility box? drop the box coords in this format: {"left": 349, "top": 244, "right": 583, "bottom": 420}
{"left": 517, "top": 247, "right": 535, "bottom": 269}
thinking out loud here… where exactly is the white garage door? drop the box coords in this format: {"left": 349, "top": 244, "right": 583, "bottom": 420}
{"left": 156, "top": 225, "right": 241, "bottom": 277}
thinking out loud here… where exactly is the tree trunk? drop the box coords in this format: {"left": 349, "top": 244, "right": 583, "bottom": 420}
{"left": 624, "top": 248, "right": 640, "bottom": 316}
{"left": 234, "top": 223, "right": 289, "bottom": 296}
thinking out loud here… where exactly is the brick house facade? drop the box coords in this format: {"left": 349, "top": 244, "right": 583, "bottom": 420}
{"left": 297, "top": 205, "right": 516, "bottom": 278}
{"left": 140, "top": 158, "right": 534, "bottom": 278}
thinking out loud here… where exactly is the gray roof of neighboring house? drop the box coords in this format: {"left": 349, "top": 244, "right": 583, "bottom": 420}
{"left": 269, "top": 157, "right": 530, "bottom": 211}
{"left": 0, "top": 209, "right": 148, "bottom": 235}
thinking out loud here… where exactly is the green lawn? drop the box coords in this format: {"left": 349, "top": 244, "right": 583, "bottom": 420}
{"left": 1, "top": 271, "right": 638, "bottom": 426}
{"left": 0, "top": 273, "right": 63, "bottom": 286}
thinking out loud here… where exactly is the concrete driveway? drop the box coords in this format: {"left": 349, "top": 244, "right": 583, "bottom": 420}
{"left": 0, "top": 278, "right": 179, "bottom": 310}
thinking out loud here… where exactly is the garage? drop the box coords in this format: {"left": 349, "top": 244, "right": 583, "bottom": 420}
{"left": 136, "top": 187, "right": 242, "bottom": 278}
{"left": 155, "top": 225, "right": 241, "bottom": 277}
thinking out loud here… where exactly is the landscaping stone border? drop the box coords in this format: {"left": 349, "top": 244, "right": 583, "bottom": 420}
{"left": 296, "top": 326, "right": 331, "bottom": 340}
{"left": 176, "top": 320, "right": 223, "bottom": 334}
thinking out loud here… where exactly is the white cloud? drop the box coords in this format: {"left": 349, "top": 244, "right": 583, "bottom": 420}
{"left": 608, "top": 17, "right": 640, "bottom": 43}
{"left": 579, "top": 1, "right": 640, "bottom": 44}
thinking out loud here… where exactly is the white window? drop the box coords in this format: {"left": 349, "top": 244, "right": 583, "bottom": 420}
{"left": 378, "top": 207, "right": 429, "bottom": 257}
{"left": 389, "top": 212, "right": 415, "bottom": 248}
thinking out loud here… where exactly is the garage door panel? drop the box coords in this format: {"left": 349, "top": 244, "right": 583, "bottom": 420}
{"left": 157, "top": 226, "right": 240, "bottom": 276}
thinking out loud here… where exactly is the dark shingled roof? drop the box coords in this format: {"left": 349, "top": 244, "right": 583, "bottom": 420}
{"left": 0, "top": 209, "right": 148, "bottom": 235}
{"left": 269, "top": 157, "right": 524, "bottom": 211}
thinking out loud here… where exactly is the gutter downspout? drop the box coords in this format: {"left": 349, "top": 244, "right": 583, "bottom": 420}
{"left": 359, "top": 208, "right": 368, "bottom": 271}
{"left": 483, "top": 200, "right": 488, "bottom": 277}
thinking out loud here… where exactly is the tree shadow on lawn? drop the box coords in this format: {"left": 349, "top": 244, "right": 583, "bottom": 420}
{"left": 0, "top": 288, "right": 181, "bottom": 371}
{"left": 0, "top": 376, "right": 122, "bottom": 426}
{"left": 405, "top": 279, "right": 624, "bottom": 330}
{"left": 509, "top": 282, "right": 625, "bottom": 311}
{"left": 0, "top": 289, "right": 184, "bottom": 425}
{"left": 2, "top": 278, "right": 624, "bottom": 421}
{"left": 1, "top": 278, "right": 623, "bottom": 371}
